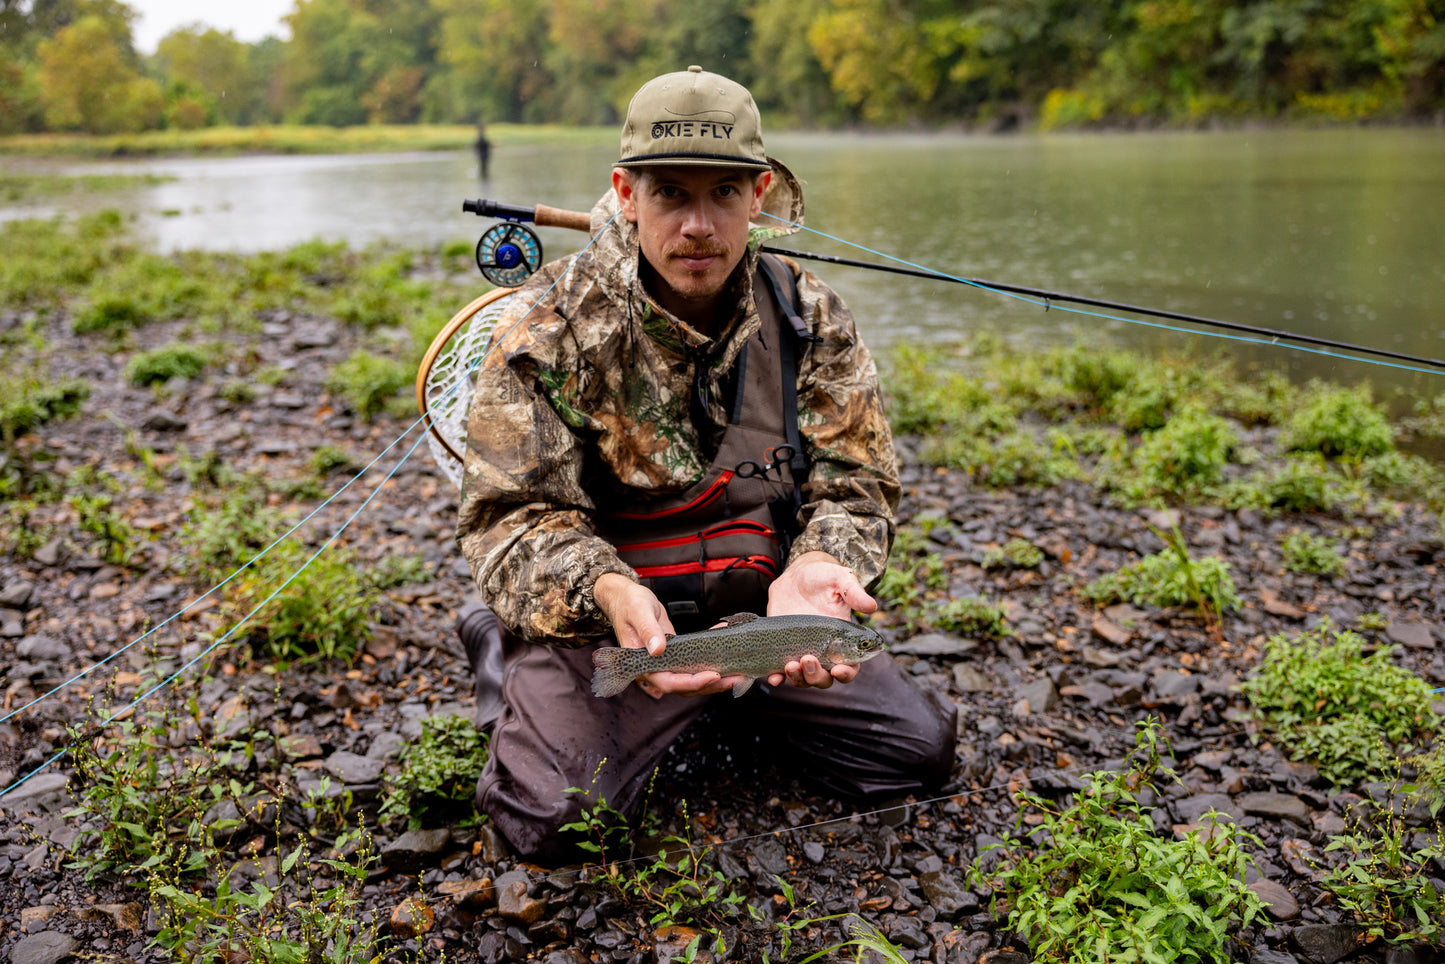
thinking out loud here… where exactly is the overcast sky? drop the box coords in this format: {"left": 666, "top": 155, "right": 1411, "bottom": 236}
{"left": 129, "top": 0, "right": 295, "bottom": 54}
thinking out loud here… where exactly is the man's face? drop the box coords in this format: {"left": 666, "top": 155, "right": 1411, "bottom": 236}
{"left": 612, "top": 165, "right": 770, "bottom": 325}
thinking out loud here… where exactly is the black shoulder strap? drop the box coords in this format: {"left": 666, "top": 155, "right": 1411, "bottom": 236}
{"left": 757, "top": 252, "right": 812, "bottom": 480}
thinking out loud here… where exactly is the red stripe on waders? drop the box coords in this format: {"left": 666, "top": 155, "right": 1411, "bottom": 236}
{"left": 614, "top": 519, "right": 777, "bottom": 554}
{"left": 633, "top": 554, "right": 779, "bottom": 580}
{"left": 609, "top": 470, "right": 735, "bottom": 521}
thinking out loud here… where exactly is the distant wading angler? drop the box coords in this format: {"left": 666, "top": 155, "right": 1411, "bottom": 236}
{"left": 454, "top": 66, "right": 957, "bottom": 863}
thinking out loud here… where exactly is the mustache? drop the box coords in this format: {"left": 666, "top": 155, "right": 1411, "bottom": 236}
{"left": 668, "top": 244, "right": 728, "bottom": 260}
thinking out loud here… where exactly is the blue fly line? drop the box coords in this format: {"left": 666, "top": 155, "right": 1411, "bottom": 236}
{"left": 0, "top": 215, "right": 616, "bottom": 800}
{"left": 762, "top": 213, "right": 1445, "bottom": 380}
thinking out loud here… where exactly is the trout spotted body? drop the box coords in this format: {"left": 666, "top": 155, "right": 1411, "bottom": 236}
{"left": 590, "top": 612, "right": 885, "bottom": 698}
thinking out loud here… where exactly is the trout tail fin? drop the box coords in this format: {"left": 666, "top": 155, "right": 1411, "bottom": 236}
{"left": 591, "top": 646, "right": 635, "bottom": 698}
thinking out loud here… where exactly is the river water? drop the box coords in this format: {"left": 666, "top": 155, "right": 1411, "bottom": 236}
{"left": 10, "top": 127, "right": 1445, "bottom": 401}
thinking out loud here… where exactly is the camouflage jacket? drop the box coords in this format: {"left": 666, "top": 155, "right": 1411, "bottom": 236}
{"left": 455, "top": 174, "right": 899, "bottom": 645}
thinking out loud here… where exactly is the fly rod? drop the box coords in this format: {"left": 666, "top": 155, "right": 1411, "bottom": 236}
{"left": 462, "top": 198, "right": 1445, "bottom": 373}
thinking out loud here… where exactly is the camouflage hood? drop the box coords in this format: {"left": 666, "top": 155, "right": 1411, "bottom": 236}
{"left": 583, "top": 157, "right": 807, "bottom": 311}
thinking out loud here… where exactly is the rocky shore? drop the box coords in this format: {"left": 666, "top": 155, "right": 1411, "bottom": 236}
{"left": 2, "top": 303, "right": 1443, "bottom": 964}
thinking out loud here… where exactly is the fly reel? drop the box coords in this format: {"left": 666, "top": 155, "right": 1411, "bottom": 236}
{"left": 474, "top": 222, "right": 543, "bottom": 287}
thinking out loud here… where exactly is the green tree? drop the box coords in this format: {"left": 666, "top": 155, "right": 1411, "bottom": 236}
{"left": 749, "top": 0, "right": 849, "bottom": 125}
{"left": 431, "top": 0, "right": 552, "bottom": 122}
{"left": 155, "top": 24, "right": 254, "bottom": 125}
{"left": 36, "top": 13, "right": 163, "bottom": 132}
{"left": 545, "top": 0, "right": 658, "bottom": 123}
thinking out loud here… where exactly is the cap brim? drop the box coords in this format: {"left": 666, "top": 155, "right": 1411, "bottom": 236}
{"left": 616, "top": 153, "right": 772, "bottom": 170}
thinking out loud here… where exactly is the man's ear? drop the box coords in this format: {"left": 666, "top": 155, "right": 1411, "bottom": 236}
{"left": 749, "top": 170, "right": 772, "bottom": 220}
{"left": 612, "top": 168, "right": 639, "bottom": 222}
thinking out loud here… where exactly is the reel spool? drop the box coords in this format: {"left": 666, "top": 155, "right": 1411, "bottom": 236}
{"left": 475, "top": 222, "right": 542, "bottom": 286}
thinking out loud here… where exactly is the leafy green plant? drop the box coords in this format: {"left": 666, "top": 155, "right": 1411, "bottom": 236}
{"left": 974, "top": 721, "right": 1265, "bottom": 963}
{"left": 1320, "top": 803, "right": 1445, "bottom": 947}
{"left": 180, "top": 488, "right": 288, "bottom": 582}
{"left": 0, "top": 365, "right": 88, "bottom": 444}
{"left": 67, "top": 488, "right": 141, "bottom": 567}
{"left": 381, "top": 713, "right": 488, "bottom": 828}
{"left": 982, "top": 538, "right": 1044, "bottom": 570}
{"left": 1221, "top": 454, "right": 1344, "bottom": 513}
{"left": 931, "top": 596, "right": 1010, "bottom": 637}
{"left": 311, "top": 444, "right": 356, "bottom": 476}
{"left": 324, "top": 350, "right": 412, "bottom": 421}
{"left": 1240, "top": 623, "right": 1439, "bottom": 785}
{"left": 124, "top": 343, "right": 209, "bottom": 385}
{"left": 1083, "top": 538, "right": 1240, "bottom": 618}
{"left": 1113, "top": 406, "right": 1238, "bottom": 501}
{"left": 1281, "top": 530, "right": 1345, "bottom": 576}
{"left": 225, "top": 541, "right": 373, "bottom": 661}
{"left": 1282, "top": 383, "right": 1394, "bottom": 460}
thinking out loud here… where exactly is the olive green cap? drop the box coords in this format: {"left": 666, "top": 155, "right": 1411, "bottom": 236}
{"left": 617, "top": 66, "right": 770, "bottom": 170}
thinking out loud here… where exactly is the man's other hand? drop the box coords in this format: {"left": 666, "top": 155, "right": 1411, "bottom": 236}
{"left": 764, "top": 551, "right": 876, "bottom": 689}
{"left": 592, "top": 573, "right": 742, "bottom": 699}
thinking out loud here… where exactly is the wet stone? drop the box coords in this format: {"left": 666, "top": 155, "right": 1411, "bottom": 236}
{"left": 389, "top": 897, "right": 433, "bottom": 938}
{"left": 16, "top": 636, "right": 67, "bottom": 662}
{"left": 0, "top": 581, "right": 35, "bottom": 608}
{"left": 888, "top": 915, "right": 930, "bottom": 949}
{"left": 1248, "top": 880, "right": 1300, "bottom": 920}
{"left": 1174, "top": 793, "right": 1241, "bottom": 825}
{"left": 1290, "top": 923, "right": 1360, "bottom": 964}
{"left": 918, "top": 869, "right": 979, "bottom": 920}
{"left": 952, "top": 664, "right": 991, "bottom": 693}
{"left": 495, "top": 870, "right": 545, "bottom": 925}
{"left": 1239, "top": 792, "right": 1312, "bottom": 827}
{"left": 749, "top": 837, "right": 789, "bottom": 877}
{"left": 8, "top": 931, "right": 77, "bottom": 964}
{"left": 381, "top": 828, "right": 451, "bottom": 873}
{"left": 1386, "top": 620, "right": 1435, "bottom": 650}
{"left": 323, "top": 750, "right": 385, "bottom": 785}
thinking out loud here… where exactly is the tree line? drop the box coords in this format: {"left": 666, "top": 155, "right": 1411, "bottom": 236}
{"left": 2, "top": 0, "right": 1442, "bottom": 136}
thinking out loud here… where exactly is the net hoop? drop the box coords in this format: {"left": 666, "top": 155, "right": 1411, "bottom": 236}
{"left": 415, "top": 286, "right": 518, "bottom": 489}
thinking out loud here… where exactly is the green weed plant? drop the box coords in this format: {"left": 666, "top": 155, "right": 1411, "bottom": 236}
{"left": 1282, "top": 383, "right": 1395, "bottom": 460}
{"left": 225, "top": 540, "right": 372, "bottom": 662}
{"left": 981, "top": 538, "right": 1045, "bottom": 570}
{"left": 1240, "top": 623, "right": 1438, "bottom": 785}
{"left": 380, "top": 714, "right": 488, "bottom": 829}
{"left": 974, "top": 721, "right": 1265, "bottom": 963}
{"left": 1082, "top": 535, "right": 1240, "bottom": 620}
{"left": 1281, "top": 530, "right": 1346, "bottom": 576}
{"left": 1320, "top": 802, "right": 1445, "bottom": 947}
{"left": 325, "top": 350, "right": 412, "bottom": 422}
{"left": 125, "top": 343, "right": 210, "bottom": 386}
{"left": 0, "top": 365, "right": 87, "bottom": 444}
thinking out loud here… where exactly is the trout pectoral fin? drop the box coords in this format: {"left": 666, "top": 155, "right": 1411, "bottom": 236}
{"left": 730, "top": 676, "right": 757, "bottom": 698}
{"left": 722, "top": 612, "right": 761, "bottom": 626}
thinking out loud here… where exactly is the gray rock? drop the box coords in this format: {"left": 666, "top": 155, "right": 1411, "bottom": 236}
{"left": 494, "top": 869, "right": 544, "bottom": 925}
{"left": 8, "top": 931, "right": 77, "bottom": 964}
{"left": 1238, "top": 792, "right": 1312, "bottom": 827}
{"left": 0, "top": 613, "right": 23, "bottom": 638}
{"left": 0, "top": 580, "right": 35, "bottom": 608}
{"left": 802, "top": 841, "right": 825, "bottom": 864}
{"left": 1386, "top": 620, "right": 1435, "bottom": 650}
{"left": 0, "top": 773, "right": 69, "bottom": 810}
{"left": 16, "top": 635, "right": 67, "bottom": 661}
{"left": 887, "top": 915, "right": 930, "bottom": 950}
{"left": 1248, "top": 879, "right": 1300, "bottom": 920}
{"left": 32, "top": 541, "right": 63, "bottom": 567}
{"left": 142, "top": 410, "right": 187, "bottom": 432}
{"left": 952, "top": 664, "right": 992, "bottom": 693}
{"left": 1150, "top": 668, "right": 1200, "bottom": 702}
{"left": 1290, "top": 923, "right": 1360, "bottom": 964}
{"left": 380, "top": 828, "right": 451, "bottom": 873}
{"left": 892, "top": 633, "right": 978, "bottom": 657}
{"left": 1017, "top": 677, "right": 1057, "bottom": 714}
{"left": 1251, "top": 950, "right": 1300, "bottom": 964}
{"left": 323, "top": 750, "right": 384, "bottom": 785}
{"left": 1174, "top": 793, "right": 1240, "bottom": 824}
{"left": 750, "top": 837, "right": 789, "bottom": 877}
{"left": 918, "top": 869, "right": 979, "bottom": 920}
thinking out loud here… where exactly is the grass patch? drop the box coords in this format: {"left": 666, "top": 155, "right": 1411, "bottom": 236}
{"left": 1082, "top": 532, "right": 1240, "bottom": 620}
{"left": 1240, "top": 623, "right": 1439, "bottom": 785}
{"left": 380, "top": 714, "right": 489, "bottom": 830}
{"left": 0, "top": 171, "right": 175, "bottom": 201}
{"left": 1281, "top": 530, "right": 1346, "bottom": 576}
{"left": 324, "top": 350, "right": 413, "bottom": 421}
{"left": 975, "top": 721, "right": 1265, "bottom": 963}
{"left": 124, "top": 344, "right": 211, "bottom": 386}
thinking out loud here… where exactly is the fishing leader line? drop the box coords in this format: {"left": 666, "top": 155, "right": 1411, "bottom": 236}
{"left": 0, "top": 215, "right": 621, "bottom": 798}
{"left": 759, "top": 215, "right": 1445, "bottom": 380}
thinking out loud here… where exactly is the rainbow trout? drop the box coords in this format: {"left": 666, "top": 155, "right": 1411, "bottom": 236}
{"left": 591, "top": 612, "right": 886, "bottom": 698}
